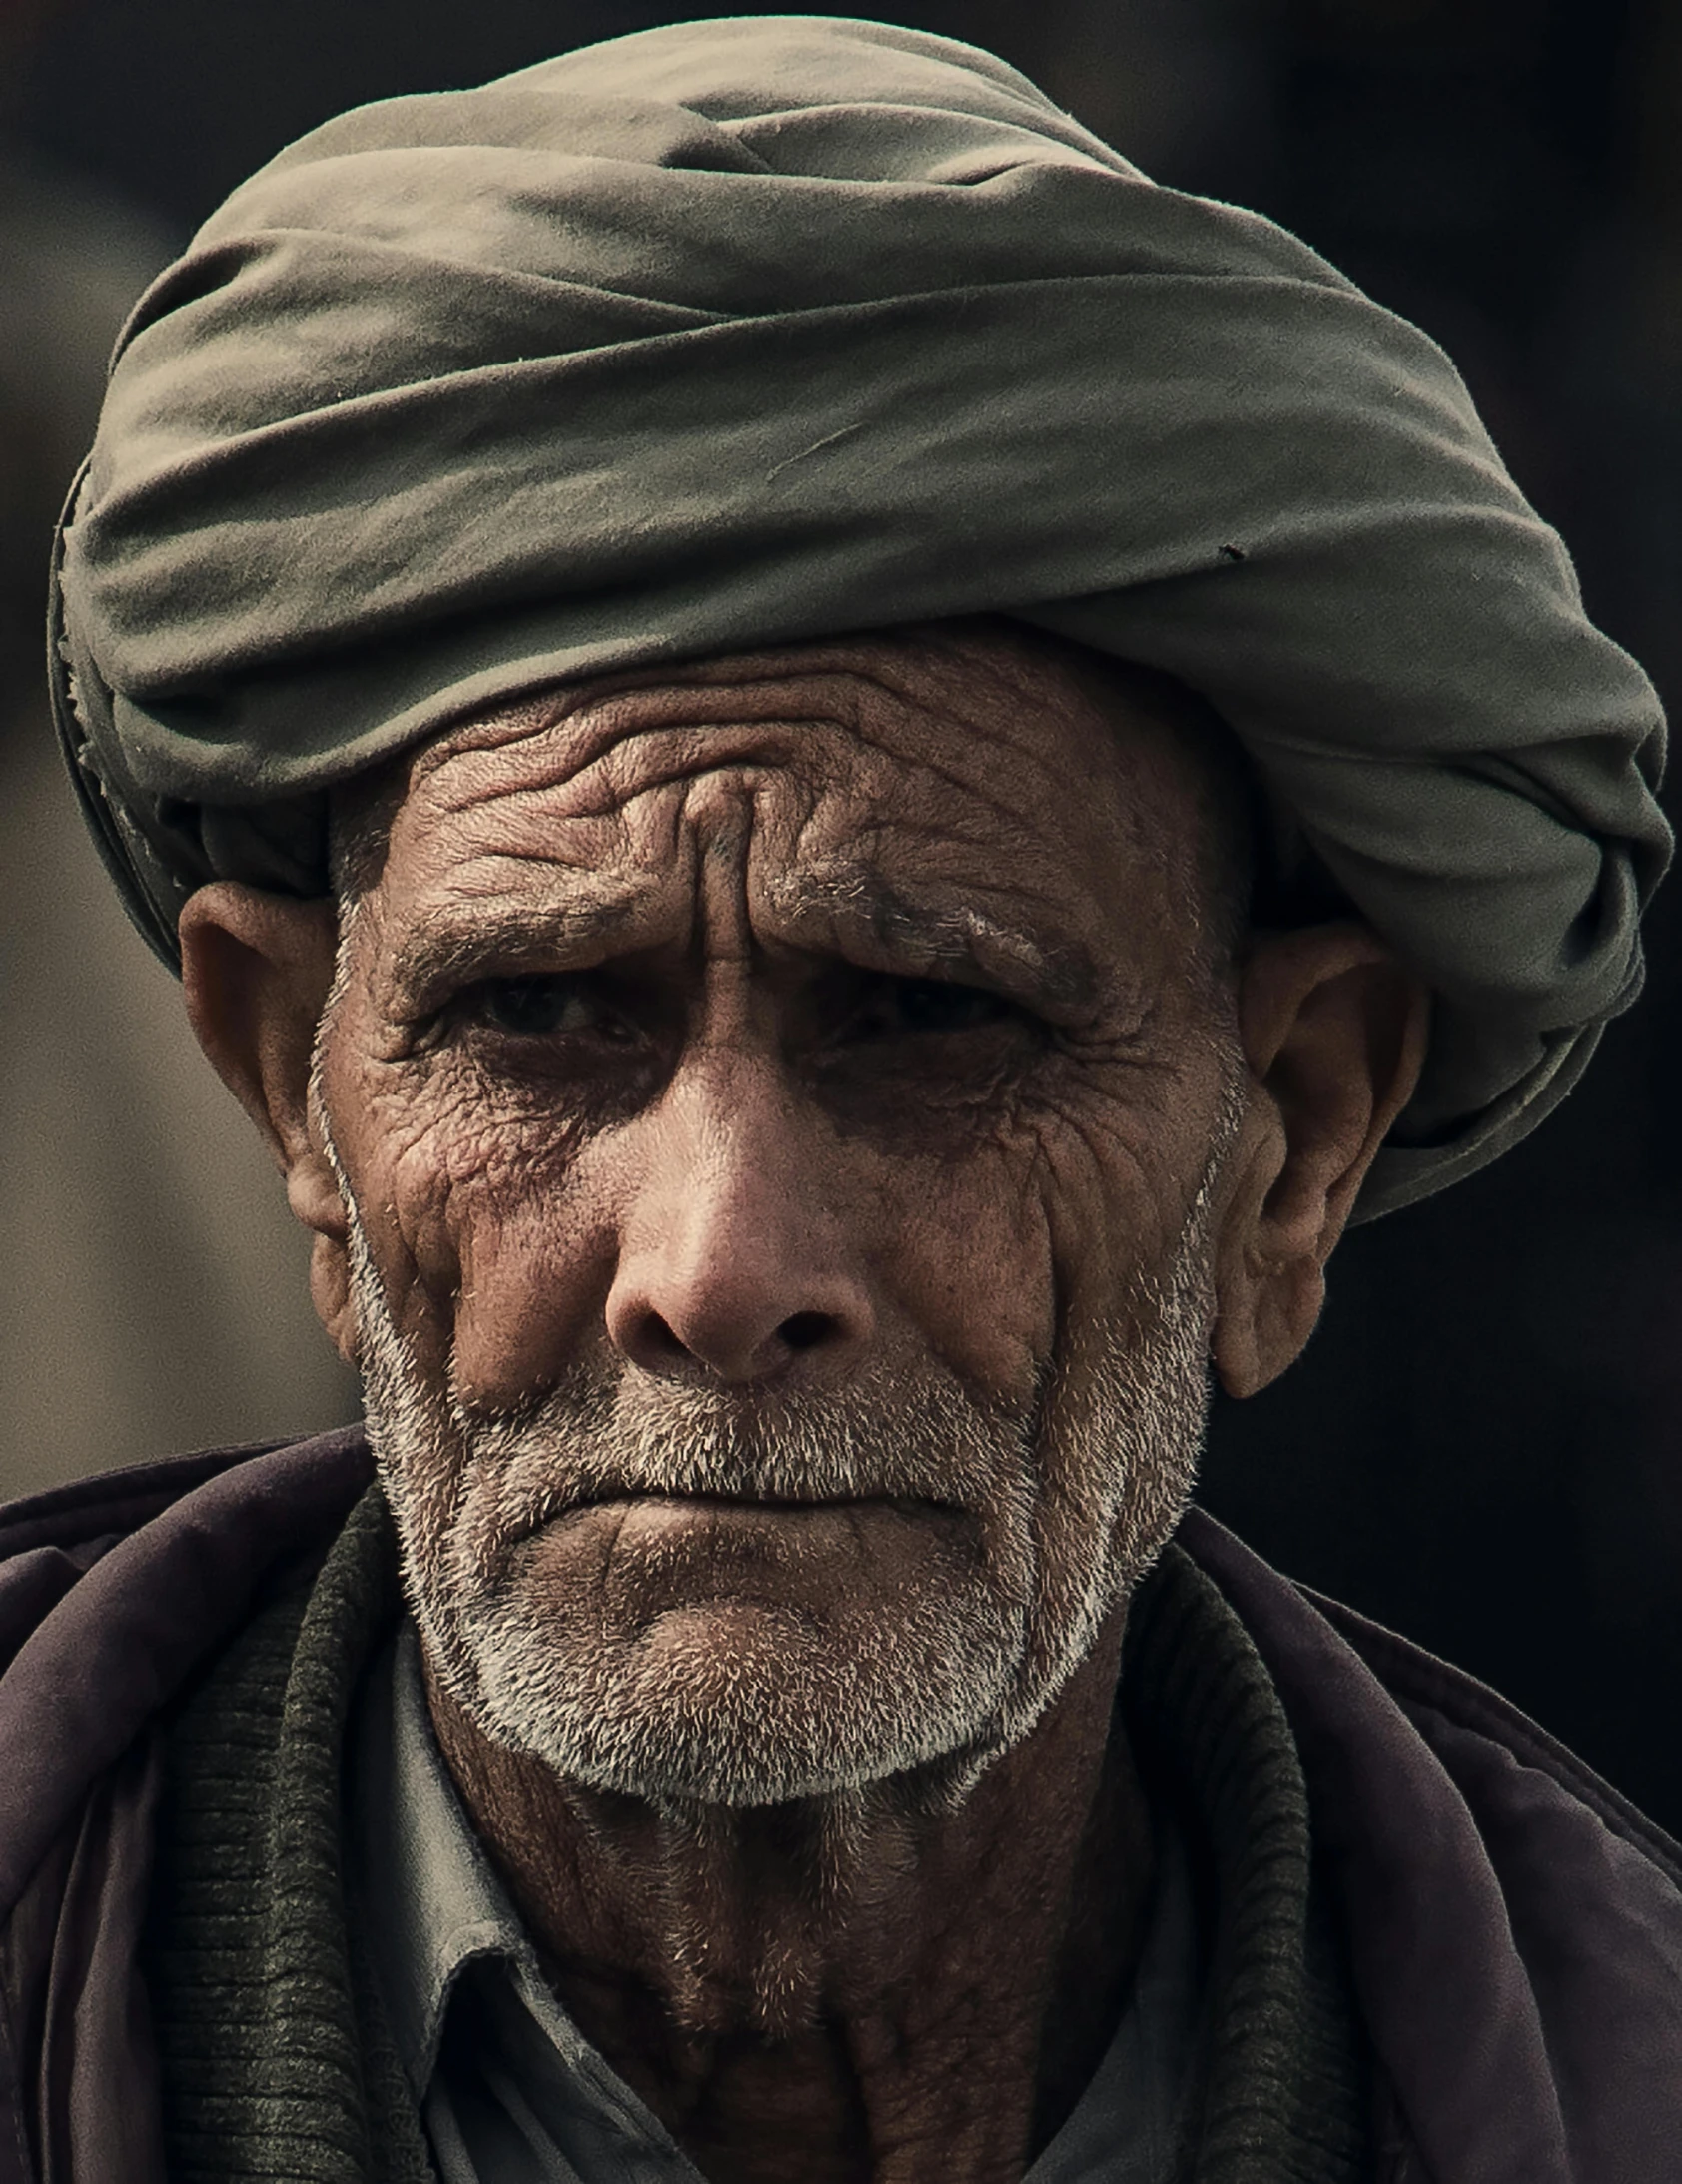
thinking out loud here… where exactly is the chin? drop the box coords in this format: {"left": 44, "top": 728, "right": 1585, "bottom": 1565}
{"left": 427, "top": 1572, "right": 1032, "bottom": 1809}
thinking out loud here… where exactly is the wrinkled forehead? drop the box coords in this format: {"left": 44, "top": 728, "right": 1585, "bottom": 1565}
{"left": 363, "top": 625, "right": 1236, "bottom": 923}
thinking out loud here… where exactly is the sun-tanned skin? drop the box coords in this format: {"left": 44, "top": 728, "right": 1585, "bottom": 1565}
{"left": 180, "top": 626, "right": 1426, "bottom": 2184}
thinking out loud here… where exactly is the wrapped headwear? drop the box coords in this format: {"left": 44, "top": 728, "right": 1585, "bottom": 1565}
{"left": 50, "top": 14, "right": 1669, "bottom": 1218}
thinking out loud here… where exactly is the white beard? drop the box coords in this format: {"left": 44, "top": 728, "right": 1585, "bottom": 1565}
{"left": 345, "top": 1179, "right": 1217, "bottom": 1813}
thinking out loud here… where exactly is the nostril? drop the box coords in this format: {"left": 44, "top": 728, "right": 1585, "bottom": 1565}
{"left": 640, "top": 1311, "right": 691, "bottom": 1365}
{"left": 779, "top": 1311, "right": 833, "bottom": 1352}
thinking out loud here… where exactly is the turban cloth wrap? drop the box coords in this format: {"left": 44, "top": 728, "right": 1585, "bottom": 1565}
{"left": 48, "top": 14, "right": 1670, "bottom": 1217}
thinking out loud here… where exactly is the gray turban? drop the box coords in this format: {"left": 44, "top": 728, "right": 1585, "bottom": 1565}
{"left": 49, "top": 14, "right": 1669, "bottom": 1218}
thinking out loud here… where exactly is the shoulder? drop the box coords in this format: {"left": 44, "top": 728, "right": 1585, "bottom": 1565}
{"left": 0, "top": 1441, "right": 310, "bottom": 1643}
{"left": 0, "top": 1427, "right": 372, "bottom": 1916}
{"left": 1177, "top": 1506, "right": 1682, "bottom": 2184}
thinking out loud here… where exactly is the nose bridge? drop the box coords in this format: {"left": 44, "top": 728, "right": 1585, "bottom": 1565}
{"left": 659, "top": 1040, "right": 812, "bottom": 1253}
{"left": 606, "top": 1034, "right": 874, "bottom": 1385}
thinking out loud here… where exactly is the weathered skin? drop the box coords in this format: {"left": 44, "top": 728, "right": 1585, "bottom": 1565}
{"left": 180, "top": 624, "right": 1426, "bottom": 2184}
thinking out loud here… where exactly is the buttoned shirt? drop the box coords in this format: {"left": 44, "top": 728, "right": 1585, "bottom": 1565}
{"left": 350, "top": 1622, "right": 1206, "bottom": 2184}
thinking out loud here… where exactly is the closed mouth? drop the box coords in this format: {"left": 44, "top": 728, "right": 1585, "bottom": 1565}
{"left": 510, "top": 1488, "right": 958, "bottom": 1543}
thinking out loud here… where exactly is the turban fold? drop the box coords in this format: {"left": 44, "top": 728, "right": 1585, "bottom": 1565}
{"left": 50, "top": 14, "right": 1669, "bottom": 1217}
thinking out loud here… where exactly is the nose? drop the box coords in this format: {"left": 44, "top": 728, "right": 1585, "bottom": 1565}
{"left": 604, "top": 1055, "right": 875, "bottom": 1387}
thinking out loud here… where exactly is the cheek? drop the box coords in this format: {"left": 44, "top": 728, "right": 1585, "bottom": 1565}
{"left": 343, "top": 1060, "right": 617, "bottom": 1400}
{"left": 869, "top": 1135, "right": 1057, "bottom": 1400}
{"left": 991, "top": 1076, "right": 1199, "bottom": 1345}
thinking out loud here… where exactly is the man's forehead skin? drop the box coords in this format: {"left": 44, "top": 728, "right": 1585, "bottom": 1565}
{"left": 365, "top": 632, "right": 1209, "bottom": 1032}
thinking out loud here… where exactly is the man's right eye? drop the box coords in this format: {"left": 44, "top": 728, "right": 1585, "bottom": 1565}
{"left": 469, "top": 976, "right": 621, "bottom": 1040}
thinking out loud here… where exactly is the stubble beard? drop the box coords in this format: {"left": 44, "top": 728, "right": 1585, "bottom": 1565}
{"left": 343, "top": 1181, "right": 1218, "bottom": 1816}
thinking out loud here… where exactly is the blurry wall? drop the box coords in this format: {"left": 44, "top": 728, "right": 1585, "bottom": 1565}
{"left": 0, "top": 142, "right": 360, "bottom": 1495}
{"left": 4, "top": 0, "right": 1680, "bottom": 1833}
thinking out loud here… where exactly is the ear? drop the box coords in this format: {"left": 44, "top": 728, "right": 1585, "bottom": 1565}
{"left": 177, "top": 884, "right": 357, "bottom": 1362}
{"left": 1212, "top": 922, "right": 1429, "bottom": 1398}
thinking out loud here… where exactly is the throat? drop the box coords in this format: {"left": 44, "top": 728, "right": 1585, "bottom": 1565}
{"left": 423, "top": 1611, "right": 1155, "bottom": 2181}
{"left": 554, "top": 1787, "right": 905, "bottom": 2040}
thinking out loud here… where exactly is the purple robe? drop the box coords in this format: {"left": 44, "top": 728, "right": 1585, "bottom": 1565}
{"left": 1, "top": 1428, "right": 1678, "bottom": 2182}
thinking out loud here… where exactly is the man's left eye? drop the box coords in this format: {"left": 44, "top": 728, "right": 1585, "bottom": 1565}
{"left": 865, "top": 978, "right": 1017, "bottom": 1036}
{"left": 470, "top": 976, "right": 624, "bottom": 1040}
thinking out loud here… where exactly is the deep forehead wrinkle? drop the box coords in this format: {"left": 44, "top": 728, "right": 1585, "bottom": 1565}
{"left": 414, "top": 657, "right": 896, "bottom": 782}
{"left": 414, "top": 632, "right": 1111, "bottom": 805}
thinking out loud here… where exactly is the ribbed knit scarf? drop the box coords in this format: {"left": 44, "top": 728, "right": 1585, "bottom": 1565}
{"left": 142, "top": 1489, "right": 1369, "bottom": 2181}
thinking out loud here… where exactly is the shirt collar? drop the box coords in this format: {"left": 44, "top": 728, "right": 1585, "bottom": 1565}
{"left": 348, "top": 1617, "right": 601, "bottom": 2098}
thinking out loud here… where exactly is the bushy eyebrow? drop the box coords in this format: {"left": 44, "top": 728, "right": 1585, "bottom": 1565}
{"left": 382, "top": 866, "right": 1104, "bottom": 1023}
{"left": 766, "top": 867, "right": 1103, "bottom": 1018}
{"left": 385, "top": 885, "right": 656, "bottom": 1014}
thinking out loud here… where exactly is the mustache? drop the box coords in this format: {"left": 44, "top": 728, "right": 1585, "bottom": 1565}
{"left": 443, "top": 1351, "right": 1042, "bottom": 1565}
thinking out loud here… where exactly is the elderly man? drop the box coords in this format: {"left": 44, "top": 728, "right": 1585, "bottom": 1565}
{"left": 2, "top": 17, "right": 1678, "bottom": 2184}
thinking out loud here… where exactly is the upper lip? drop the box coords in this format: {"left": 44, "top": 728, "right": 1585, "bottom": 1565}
{"left": 502, "top": 1490, "right": 962, "bottom": 1563}
{"left": 536, "top": 1488, "right": 949, "bottom": 1526}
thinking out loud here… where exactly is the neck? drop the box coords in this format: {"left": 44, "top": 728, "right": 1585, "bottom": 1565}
{"left": 422, "top": 1606, "right": 1154, "bottom": 2184}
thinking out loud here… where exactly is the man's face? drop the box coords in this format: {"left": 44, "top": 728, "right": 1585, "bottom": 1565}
{"left": 315, "top": 628, "right": 1247, "bottom": 1807}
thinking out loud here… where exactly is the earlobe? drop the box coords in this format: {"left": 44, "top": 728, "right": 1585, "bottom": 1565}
{"left": 1211, "top": 923, "right": 1429, "bottom": 1396}
{"left": 1207, "top": 1094, "right": 1328, "bottom": 1399}
{"left": 309, "top": 1229, "right": 359, "bottom": 1366}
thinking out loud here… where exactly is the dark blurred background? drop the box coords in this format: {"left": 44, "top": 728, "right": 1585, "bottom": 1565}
{"left": 4, "top": 0, "right": 1680, "bottom": 1827}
